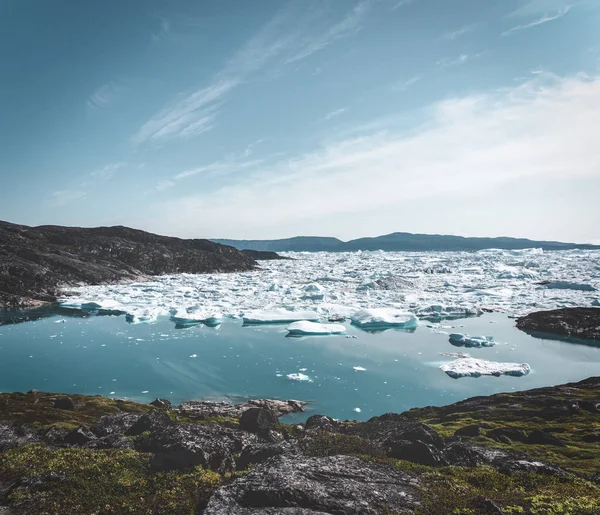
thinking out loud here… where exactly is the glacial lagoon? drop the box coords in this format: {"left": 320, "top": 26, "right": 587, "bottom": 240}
{"left": 2, "top": 309, "right": 599, "bottom": 423}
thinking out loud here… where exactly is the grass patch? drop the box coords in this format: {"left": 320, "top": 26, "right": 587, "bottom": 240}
{"left": 0, "top": 444, "right": 222, "bottom": 514}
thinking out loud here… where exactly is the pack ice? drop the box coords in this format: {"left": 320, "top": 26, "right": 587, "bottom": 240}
{"left": 441, "top": 358, "right": 531, "bottom": 379}
{"left": 57, "top": 248, "right": 600, "bottom": 325}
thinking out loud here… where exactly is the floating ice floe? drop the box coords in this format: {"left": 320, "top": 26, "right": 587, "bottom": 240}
{"left": 243, "top": 309, "right": 319, "bottom": 324}
{"left": 448, "top": 334, "right": 496, "bottom": 348}
{"left": 286, "top": 373, "right": 313, "bottom": 382}
{"left": 440, "top": 358, "right": 530, "bottom": 379}
{"left": 286, "top": 321, "right": 346, "bottom": 336}
{"left": 541, "top": 281, "right": 596, "bottom": 292}
{"left": 170, "top": 307, "right": 223, "bottom": 327}
{"left": 351, "top": 308, "right": 418, "bottom": 329}
{"left": 353, "top": 366, "right": 366, "bottom": 371}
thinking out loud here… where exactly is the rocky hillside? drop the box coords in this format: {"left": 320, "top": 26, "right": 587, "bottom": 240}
{"left": 517, "top": 307, "right": 600, "bottom": 342}
{"left": 0, "top": 221, "right": 256, "bottom": 309}
{"left": 1, "top": 377, "right": 599, "bottom": 514}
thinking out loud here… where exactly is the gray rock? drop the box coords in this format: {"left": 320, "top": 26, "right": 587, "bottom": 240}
{"left": 204, "top": 455, "right": 420, "bottom": 514}
{"left": 63, "top": 425, "right": 96, "bottom": 446}
{"left": 304, "top": 415, "right": 339, "bottom": 432}
{"left": 91, "top": 413, "right": 141, "bottom": 437}
{"left": 236, "top": 441, "right": 298, "bottom": 470}
{"left": 516, "top": 307, "right": 600, "bottom": 341}
{"left": 526, "top": 429, "right": 565, "bottom": 446}
{"left": 487, "top": 427, "right": 528, "bottom": 443}
{"left": 178, "top": 399, "right": 307, "bottom": 420}
{"left": 136, "top": 423, "right": 258, "bottom": 473}
{"left": 0, "top": 424, "right": 35, "bottom": 452}
{"left": 83, "top": 434, "right": 134, "bottom": 450}
{"left": 239, "top": 408, "right": 278, "bottom": 433}
{"left": 125, "top": 410, "right": 172, "bottom": 436}
{"left": 149, "top": 398, "right": 172, "bottom": 409}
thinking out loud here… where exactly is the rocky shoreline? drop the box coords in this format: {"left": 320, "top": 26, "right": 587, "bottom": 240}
{"left": 0, "top": 221, "right": 258, "bottom": 310}
{"left": 516, "top": 307, "right": 600, "bottom": 342}
{"left": 1, "top": 377, "right": 599, "bottom": 514}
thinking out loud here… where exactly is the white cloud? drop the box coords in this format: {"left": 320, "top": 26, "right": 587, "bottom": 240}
{"left": 508, "top": 0, "right": 574, "bottom": 17}
{"left": 391, "top": 75, "right": 422, "bottom": 92}
{"left": 441, "top": 25, "right": 474, "bottom": 41}
{"left": 89, "top": 162, "right": 126, "bottom": 180}
{"left": 87, "top": 82, "right": 120, "bottom": 109}
{"left": 156, "top": 180, "right": 175, "bottom": 191}
{"left": 50, "top": 190, "right": 87, "bottom": 207}
{"left": 284, "top": 1, "right": 371, "bottom": 64}
{"left": 323, "top": 107, "right": 349, "bottom": 121}
{"left": 502, "top": 6, "right": 571, "bottom": 36}
{"left": 391, "top": 0, "right": 415, "bottom": 11}
{"left": 134, "top": 2, "right": 372, "bottom": 145}
{"left": 146, "top": 74, "right": 600, "bottom": 239}
{"left": 437, "top": 51, "right": 486, "bottom": 67}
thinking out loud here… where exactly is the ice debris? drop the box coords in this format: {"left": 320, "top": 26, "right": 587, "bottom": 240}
{"left": 286, "top": 373, "right": 313, "bottom": 382}
{"left": 286, "top": 321, "right": 346, "bottom": 336}
{"left": 243, "top": 309, "right": 319, "bottom": 324}
{"left": 351, "top": 308, "right": 418, "bottom": 329}
{"left": 449, "top": 334, "right": 496, "bottom": 348}
{"left": 440, "top": 358, "right": 530, "bottom": 379}
{"left": 540, "top": 281, "right": 596, "bottom": 292}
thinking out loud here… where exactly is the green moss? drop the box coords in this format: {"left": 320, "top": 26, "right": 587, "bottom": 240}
{"left": 300, "top": 431, "right": 387, "bottom": 459}
{"left": 0, "top": 444, "right": 222, "bottom": 514}
{"left": 0, "top": 391, "right": 154, "bottom": 430}
{"left": 414, "top": 465, "right": 600, "bottom": 515}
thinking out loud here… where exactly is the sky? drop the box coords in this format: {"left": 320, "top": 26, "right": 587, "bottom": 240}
{"left": 1, "top": 0, "right": 600, "bottom": 243}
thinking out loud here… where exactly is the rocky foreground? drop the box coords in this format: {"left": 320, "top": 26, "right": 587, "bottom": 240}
{"left": 517, "top": 307, "right": 600, "bottom": 342}
{"left": 0, "top": 221, "right": 258, "bottom": 309}
{"left": 1, "top": 378, "right": 599, "bottom": 514}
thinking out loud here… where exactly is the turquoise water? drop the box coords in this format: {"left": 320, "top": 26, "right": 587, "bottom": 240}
{"left": 1, "top": 309, "right": 599, "bottom": 422}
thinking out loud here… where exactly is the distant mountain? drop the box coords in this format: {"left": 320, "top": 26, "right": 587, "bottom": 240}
{"left": 212, "top": 232, "right": 600, "bottom": 252}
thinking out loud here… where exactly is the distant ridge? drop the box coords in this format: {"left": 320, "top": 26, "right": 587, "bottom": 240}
{"left": 212, "top": 232, "right": 600, "bottom": 252}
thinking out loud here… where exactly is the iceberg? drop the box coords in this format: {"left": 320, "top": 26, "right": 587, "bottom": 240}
{"left": 243, "top": 309, "right": 319, "bottom": 324}
{"left": 440, "top": 358, "right": 530, "bottom": 379}
{"left": 351, "top": 308, "right": 418, "bottom": 329}
{"left": 169, "top": 307, "right": 223, "bottom": 327}
{"left": 286, "top": 373, "right": 313, "bottom": 382}
{"left": 286, "top": 321, "right": 346, "bottom": 336}
{"left": 448, "top": 333, "right": 496, "bottom": 348}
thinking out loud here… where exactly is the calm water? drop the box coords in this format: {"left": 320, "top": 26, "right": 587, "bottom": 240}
{"left": 1, "top": 309, "right": 599, "bottom": 422}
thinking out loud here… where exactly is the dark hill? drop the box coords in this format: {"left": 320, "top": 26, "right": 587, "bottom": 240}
{"left": 0, "top": 221, "right": 256, "bottom": 309}
{"left": 213, "top": 232, "right": 600, "bottom": 252}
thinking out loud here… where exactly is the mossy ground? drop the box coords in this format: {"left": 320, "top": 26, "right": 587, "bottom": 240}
{"left": 0, "top": 391, "right": 154, "bottom": 431}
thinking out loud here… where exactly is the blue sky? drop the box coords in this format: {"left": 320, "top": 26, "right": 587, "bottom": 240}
{"left": 1, "top": 0, "right": 599, "bottom": 243}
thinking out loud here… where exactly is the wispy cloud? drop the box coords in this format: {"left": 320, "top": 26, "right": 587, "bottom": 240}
{"left": 51, "top": 190, "right": 87, "bottom": 207}
{"left": 147, "top": 74, "right": 600, "bottom": 239}
{"left": 89, "top": 162, "right": 126, "bottom": 180}
{"left": 174, "top": 159, "right": 263, "bottom": 181}
{"left": 284, "top": 1, "right": 371, "bottom": 64}
{"left": 391, "top": 75, "right": 422, "bottom": 91}
{"left": 243, "top": 139, "right": 265, "bottom": 157}
{"left": 323, "top": 107, "right": 349, "bottom": 121}
{"left": 502, "top": 6, "right": 571, "bottom": 36}
{"left": 391, "top": 0, "right": 415, "bottom": 11}
{"left": 134, "top": 2, "right": 372, "bottom": 145}
{"left": 87, "top": 82, "right": 120, "bottom": 109}
{"left": 152, "top": 17, "right": 171, "bottom": 41}
{"left": 437, "top": 50, "right": 487, "bottom": 67}
{"left": 442, "top": 24, "right": 475, "bottom": 41}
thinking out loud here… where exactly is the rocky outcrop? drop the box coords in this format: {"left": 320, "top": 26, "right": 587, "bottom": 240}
{"left": 0, "top": 221, "right": 256, "bottom": 309}
{"left": 178, "top": 399, "right": 307, "bottom": 420}
{"left": 204, "top": 455, "right": 421, "bottom": 514}
{"left": 1, "top": 380, "right": 599, "bottom": 514}
{"left": 516, "top": 307, "right": 600, "bottom": 341}
{"left": 240, "top": 249, "right": 291, "bottom": 260}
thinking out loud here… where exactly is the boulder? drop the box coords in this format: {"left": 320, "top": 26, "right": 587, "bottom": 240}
{"left": 178, "top": 399, "right": 306, "bottom": 420}
{"left": 0, "top": 424, "right": 35, "bottom": 452}
{"left": 454, "top": 424, "right": 483, "bottom": 438}
{"left": 304, "top": 415, "right": 339, "bottom": 432}
{"left": 125, "top": 411, "right": 172, "bottom": 436}
{"left": 487, "top": 427, "right": 528, "bottom": 443}
{"left": 91, "top": 413, "right": 141, "bottom": 437}
{"left": 63, "top": 425, "right": 96, "bottom": 446}
{"left": 526, "top": 429, "right": 565, "bottom": 447}
{"left": 149, "top": 398, "right": 172, "bottom": 409}
{"left": 239, "top": 408, "right": 278, "bottom": 433}
{"left": 204, "top": 455, "right": 420, "bottom": 514}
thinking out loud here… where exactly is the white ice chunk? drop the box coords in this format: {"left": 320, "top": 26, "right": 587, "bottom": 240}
{"left": 353, "top": 366, "right": 366, "bottom": 371}
{"left": 440, "top": 358, "right": 530, "bottom": 379}
{"left": 170, "top": 307, "right": 223, "bottom": 326}
{"left": 351, "top": 308, "right": 418, "bottom": 329}
{"left": 243, "top": 309, "right": 319, "bottom": 324}
{"left": 286, "top": 321, "right": 346, "bottom": 336}
{"left": 286, "top": 373, "right": 313, "bottom": 382}
{"left": 448, "top": 334, "right": 496, "bottom": 348}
